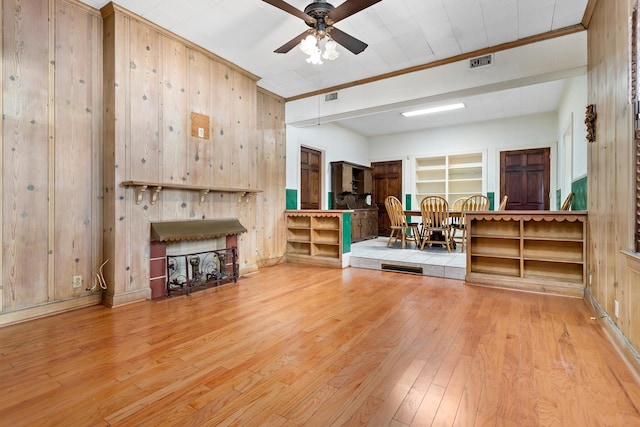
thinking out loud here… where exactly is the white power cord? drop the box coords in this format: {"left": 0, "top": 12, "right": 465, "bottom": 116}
{"left": 86, "top": 259, "right": 109, "bottom": 291}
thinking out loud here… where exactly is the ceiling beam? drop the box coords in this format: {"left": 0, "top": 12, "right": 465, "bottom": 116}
{"left": 581, "top": 0, "right": 599, "bottom": 28}
{"left": 284, "top": 24, "right": 586, "bottom": 102}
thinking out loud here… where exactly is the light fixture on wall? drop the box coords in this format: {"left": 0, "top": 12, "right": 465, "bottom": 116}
{"left": 300, "top": 33, "right": 339, "bottom": 65}
{"left": 402, "top": 103, "right": 466, "bottom": 117}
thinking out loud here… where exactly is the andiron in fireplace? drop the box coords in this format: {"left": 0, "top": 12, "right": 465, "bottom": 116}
{"left": 166, "top": 247, "right": 238, "bottom": 296}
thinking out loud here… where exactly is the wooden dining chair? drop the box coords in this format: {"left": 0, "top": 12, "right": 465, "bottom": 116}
{"left": 453, "top": 194, "right": 490, "bottom": 252}
{"left": 384, "top": 196, "right": 420, "bottom": 249}
{"left": 498, "top": 195, "right": 508, "bottom": 210}
{"left": 449, "top": 196, "right": 467, "bottom": 228}
{"left": 561, "top": 192, "right": 574, "bottom": 210}
{"left": 419, "top": 196, "right": 453, "bottom": 252}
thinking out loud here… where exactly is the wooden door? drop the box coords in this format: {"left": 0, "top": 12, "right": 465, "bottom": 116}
{"left": 300, "top": 146, "right": 321, "bottom": 210}
{"left": 500, "top": 148, "right": 550, "bottom": 210}
{"left": 372, "top": 160, "right": 402, "bottom": 236}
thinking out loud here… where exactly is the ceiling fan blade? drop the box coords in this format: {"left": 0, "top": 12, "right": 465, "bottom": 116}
{"left": 274, "top": 30, "right": 311, "bottom": 54}
{"left": 262, "top": 0, "right": 315, "bottom": 25}
{"left": 329, "top": 27, "right": 368, "bottom": 55}
{"left": 327, "top": 0, "right": 382, "bottom": 24}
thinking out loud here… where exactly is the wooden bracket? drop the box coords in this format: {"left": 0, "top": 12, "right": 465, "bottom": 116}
{"left": 199, "top": 189, "right": 210, "bottom": 204}
{"left": 238, "top": 192, "right": 258, "bottom": 205}
{"left": 150, "top": 186, "right": 162, "bottom": 205}
{"left": 134, "top": 185, "right": 148, "bottom": 204}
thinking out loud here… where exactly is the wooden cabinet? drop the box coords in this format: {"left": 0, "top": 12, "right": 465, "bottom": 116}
{"left": 331, "top": 161, "right": 373, "bottom": 207}
{"left": 414, "top": 152, "right": 483, "bottom": 206}
{"left": 352, "top": 208, "right": 378, "bottom": 243}
{"left": 465, "top": 211, "right": 587, "bottom": 297}
{"left": 331, "top": 161, "right": 377, "bottom": 243}
{"left": 285, "top": 210, "right": 345, "bottom": 267}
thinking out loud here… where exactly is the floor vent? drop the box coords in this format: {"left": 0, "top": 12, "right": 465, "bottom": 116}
{"left": 381, "top": 263, "right": 423, "bottom": 275}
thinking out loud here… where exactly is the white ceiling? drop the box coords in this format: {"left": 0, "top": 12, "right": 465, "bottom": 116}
{"left": 77, "top": 0, "right": 590, "bottom": 136}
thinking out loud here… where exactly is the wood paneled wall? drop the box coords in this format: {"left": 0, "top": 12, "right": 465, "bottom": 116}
{"left": 0, "top": 0, "right": 287, "bottom": 323}
{"left": 587, "top": 0, "right": 640, "bottom": 369}
{"left": 0, "top": 0, "right": 103, "bottom": 325}
{"left": 101, "top": 4, "right": 286, "bottom": 306}
{"left": 256, "top": 88, "right": 287, "bottom": 267}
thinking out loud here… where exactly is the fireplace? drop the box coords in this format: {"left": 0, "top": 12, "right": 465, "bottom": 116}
{"left": 149, "top": 219, "right": 246, "bottom": 298}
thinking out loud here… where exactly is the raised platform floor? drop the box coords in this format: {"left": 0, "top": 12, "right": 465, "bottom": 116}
{"left": 350, "top": 236, "right": 466, "bottom": 280}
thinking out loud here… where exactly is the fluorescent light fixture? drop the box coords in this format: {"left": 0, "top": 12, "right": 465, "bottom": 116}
{"left": 402, "top": 102, "right": 465, "bottom": 117}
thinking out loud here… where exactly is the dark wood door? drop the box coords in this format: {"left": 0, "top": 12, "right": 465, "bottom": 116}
{"left": 372, "top": 160, "right": 402, "bottom": 236}
{"left": 300, "top": 146, "right": 321, "bottom": 210}
{"left": 500, "top": 148, "right": 550, "bottom": 210}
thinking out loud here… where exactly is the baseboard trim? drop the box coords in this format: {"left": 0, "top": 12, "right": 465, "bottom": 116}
{"left": 0, "top": 293, "right": 103, "bottom": 327}
{"left": 585, "top": 288, "right": 640, "bottom": 382}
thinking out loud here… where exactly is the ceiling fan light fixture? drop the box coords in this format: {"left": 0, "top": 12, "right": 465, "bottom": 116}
{"left": 265, "top": 0, "right": 380, "bottom": 58}
{"left": 300, "top": 34, "right": 318, "bottom": 55}
{"left": 301, "top": 32, "right": 339, "bottom": 64}
{"left": 322, "top": 38, "right": 340, "bottom": 60}
{"left": 306, "top": 46, "right": 323, "bottom": 64}
{"left": 402, "top": 102, "right": 466, "bottom": 117}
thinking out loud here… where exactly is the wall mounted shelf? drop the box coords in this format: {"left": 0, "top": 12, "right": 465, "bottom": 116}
{"left": 122, "top": 181, "right": 261, "bottom": 205}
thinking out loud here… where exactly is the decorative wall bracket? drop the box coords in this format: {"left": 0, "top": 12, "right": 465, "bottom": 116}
{"left": 238, "top": 192, "right": 258, "bottom": 205}
{"left": 585, "top": 104, "right": 597, "bottom": 143}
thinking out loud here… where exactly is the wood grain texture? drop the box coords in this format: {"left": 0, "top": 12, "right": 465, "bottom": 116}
{"left": 256, "top": 90, "right": 287, "bottom": 266}
{"left": 53, "top": 0, "right": 102, "bottom": 300}
{"left": 0, "top": 264, "right": 638, "bottom": 426}
{"left": 100, "top": 6, "right": 285, "bottom": 304}
{"left": 160, "top": 37, "right": 188, "bottom": 185}
{"left": 1, "top": 0, "right": 101, "bottom": 313}
{"left": 2, "top": 0, "right": 50, "bottom": 309}
{"left": 587, "top": 0, "right": 640, "bottom": 367}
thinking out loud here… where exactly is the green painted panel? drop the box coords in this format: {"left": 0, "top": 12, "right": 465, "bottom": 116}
{"left": 556, "top": 189, "right": 562, "bottom": 210}
{"left": 286, "top": 189, "right": 297, "bottom": 210}
{"left": 343, "top": 212, "right": 351, "bottom": 253}
{"left": 328, "top": 192, "right": 333, "bottom": 209}
{"left": 487, "top": 192, "right": 495, "bottom": 210}
{"left": 405, "top": 194, "right": 414, "bottom": 235}
{"left": 572, "top": 176, "right": 588, "bottom": 211}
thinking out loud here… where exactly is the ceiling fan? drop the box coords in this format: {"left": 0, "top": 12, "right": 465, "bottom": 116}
{"left": 263, "top": 0, "right": 382, "bottom": 56}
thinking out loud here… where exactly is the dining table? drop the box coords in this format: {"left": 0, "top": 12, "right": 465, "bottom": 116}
{"left": 403, "top": 209, "right": 462, "bottom": 248}
{"left": 404, "top": 210, "right": 462, "bottom": 219}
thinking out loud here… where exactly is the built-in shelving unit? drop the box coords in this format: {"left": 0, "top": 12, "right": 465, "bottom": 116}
{"left": 122, "top": 181, "right": 261, "bottom": 205}
{"left": 285, "top": 210, "right": 345, "bottom": 267}
{"left": 414, "top": 152, "right": 483, "bottom": 205}
{"left": 465, "top": 211, "right": 587, "bottom": 297}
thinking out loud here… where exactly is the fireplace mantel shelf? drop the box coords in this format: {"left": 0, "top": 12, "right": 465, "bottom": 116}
{"left": 122, "top": 181, "right": 262, "bottom": 205}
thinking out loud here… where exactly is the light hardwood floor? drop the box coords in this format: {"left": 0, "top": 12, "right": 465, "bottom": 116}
{"left": 1, "top": 264, "right": 639, "bottom": 426}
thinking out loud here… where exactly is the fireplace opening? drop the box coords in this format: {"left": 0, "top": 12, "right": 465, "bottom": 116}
{"left": 166, "top": 247, "right": 238, "bottom": 296}
{"left": 149, "top": 219, "right": 246, "bottom": 298}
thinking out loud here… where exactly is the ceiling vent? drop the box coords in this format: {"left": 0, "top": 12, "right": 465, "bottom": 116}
{"left": 324, "top": 92, "right": 338, "bottom": 102}
{"left": 469, "top": 54, "right": 494, "bottom": 69}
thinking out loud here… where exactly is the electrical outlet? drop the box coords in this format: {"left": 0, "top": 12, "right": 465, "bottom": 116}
{"left": 72, "top": 275, "right": 83, "bottom": 289}
{"left": 614, "top": 299, "right": 619, "bottom": 318}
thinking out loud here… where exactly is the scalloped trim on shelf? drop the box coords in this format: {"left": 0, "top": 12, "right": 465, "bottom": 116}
{"left": 465, "top": 211, "right": 587, "bottom": 222}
